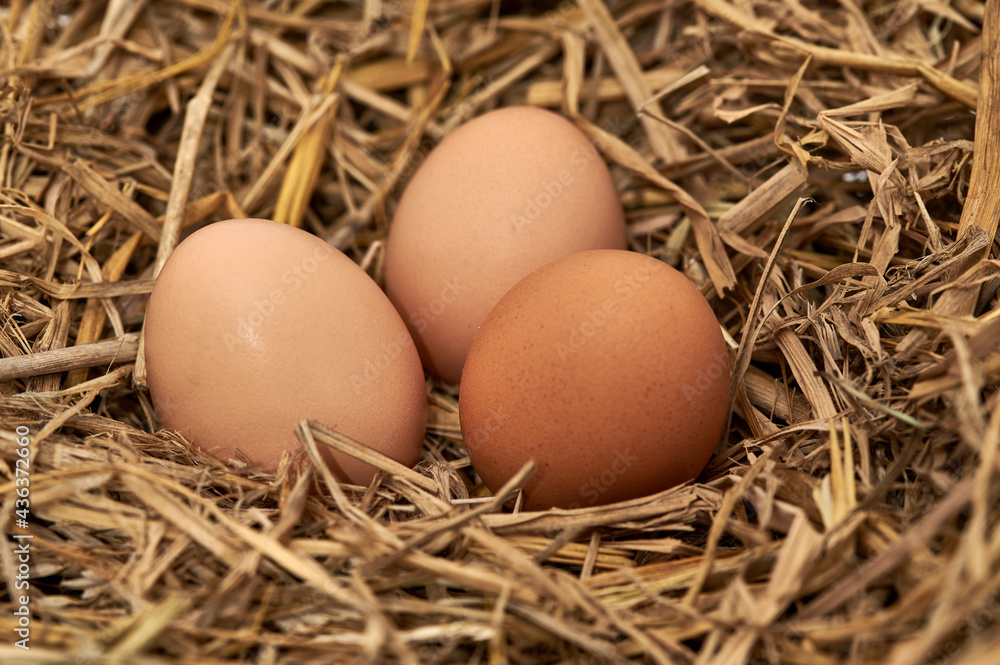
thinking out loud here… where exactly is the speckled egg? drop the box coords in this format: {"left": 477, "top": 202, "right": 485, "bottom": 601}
{"left": 459, "top": 249, "right": 730, "bottom": 510}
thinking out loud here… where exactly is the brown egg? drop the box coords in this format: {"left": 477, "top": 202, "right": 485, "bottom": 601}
{"left": 144, "top": 218, "right": 427, "bottom": 484}
{"left": 459, "top": 249, "right": 730, "bottom": 510}
{"left": 384, "top": 106, "right": 627, "bottom": 384}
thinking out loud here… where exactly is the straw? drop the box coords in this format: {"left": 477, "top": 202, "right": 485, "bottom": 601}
{"left": 1, "top": 1, "right": 999, "bottom": 663}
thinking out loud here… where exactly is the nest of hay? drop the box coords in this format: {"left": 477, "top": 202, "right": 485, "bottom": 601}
{"left": 2, "top": 0, "right": 999, "bottom": 663}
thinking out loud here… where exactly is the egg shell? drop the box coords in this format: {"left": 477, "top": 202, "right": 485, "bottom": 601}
{"left": 459, "top": 249, "right": 730, "bottom": 511}
{"left": 384, "top": 106, "right": 627, "bottom": 384}
{"left": 144, "top": 218, "right": 427, "bottom": 484}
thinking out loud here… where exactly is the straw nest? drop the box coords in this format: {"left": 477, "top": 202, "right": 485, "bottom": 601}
{"left": 1, "top": 0, "right": 999, "bottom": 663}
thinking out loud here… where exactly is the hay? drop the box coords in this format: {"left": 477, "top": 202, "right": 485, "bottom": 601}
{"left": 1, "top": 0, "right": 999, "bottom": 663}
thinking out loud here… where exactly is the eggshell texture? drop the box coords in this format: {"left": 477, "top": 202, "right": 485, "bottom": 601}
{"left": 459, "top": 249, "right": 729, "bottom": 511}
{"left": 144, "top": 218, "right": 427, "bottom": 485}
{"left": 384, "top": 106, "right": 627, "bottom": 384}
